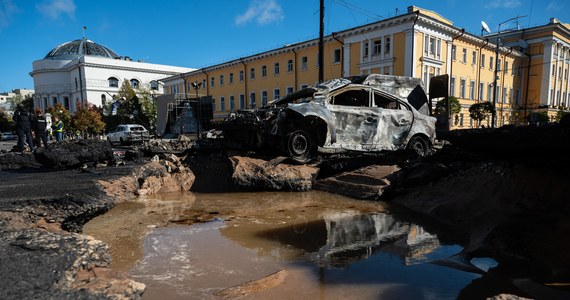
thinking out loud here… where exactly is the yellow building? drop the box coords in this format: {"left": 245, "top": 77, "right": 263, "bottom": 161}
{"left": 161, "top": 6, "right": 569, "bottom": 131}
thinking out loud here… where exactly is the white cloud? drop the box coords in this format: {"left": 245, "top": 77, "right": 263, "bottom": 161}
{"left": 484, "top": 0, "right": 522, "bottom": 9}
{"left": 0, "top": 0, "right": 19, "bottom": 30}
{"left": 235, "top": 0, "right": 284, "bottom": 26}
{"left": 36, "top": 0, "right": 76, "bottom": 20}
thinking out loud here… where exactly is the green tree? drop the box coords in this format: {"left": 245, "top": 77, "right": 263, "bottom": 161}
{"left": 555, "top": 110, "right": 570, "bottom": 122}
{"left": 0, "top": 109, "right": 14, "bottom": 132}
{"left": 469, "top": 101, "right": 495, "bottom": 127}
{"left": 72, "top": 104, "right": 106, "bottom": 135}
{"left": 435, "top": 96, "right": 461, "bottom": 115}
{"left": 46, "top": 103, "right": 71, "bottom": 132}
{"left": 137, "top": 87, "right": 157, "bottom": 132}
{"left": 116, "top": 79, "right": 138, "bottom": 117}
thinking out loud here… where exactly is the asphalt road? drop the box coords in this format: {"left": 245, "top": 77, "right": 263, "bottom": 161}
{"left": 0, "top": 140, "right": 17, "bottom": 152}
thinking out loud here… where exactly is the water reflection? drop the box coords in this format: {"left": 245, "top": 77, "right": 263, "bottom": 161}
{"left": 86, "top": 191, "right": 485, "bottom": 299}
{"left": 254, "top": 211, "right": 441, "bottom": 268}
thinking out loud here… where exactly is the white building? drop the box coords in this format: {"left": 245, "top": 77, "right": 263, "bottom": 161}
{"left": 30, "top": 38, "right": 194, "bottom": 114}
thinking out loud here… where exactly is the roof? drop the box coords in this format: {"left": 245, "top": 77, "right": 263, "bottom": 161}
{"left": 44, "top": 38, "right": 119, "bottom": 60}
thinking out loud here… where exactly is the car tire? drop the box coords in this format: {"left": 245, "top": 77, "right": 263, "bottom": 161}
{"left": 285, "top": 130, "right": 316, "bottom": 164}
{"left": 407, "top": 135, "right": 429, "bottom": 157}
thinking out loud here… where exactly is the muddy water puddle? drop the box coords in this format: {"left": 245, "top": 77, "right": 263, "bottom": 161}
{"left": 85, "top": 191, "right": 491, "bottom": 299}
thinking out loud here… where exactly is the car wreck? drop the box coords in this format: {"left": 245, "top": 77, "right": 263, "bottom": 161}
{"left": 220, "top": 74, "right": 448, "bottom": 163}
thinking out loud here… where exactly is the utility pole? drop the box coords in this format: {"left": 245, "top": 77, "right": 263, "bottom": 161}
{"left": 318, "top": 0, "right": 324, "bottom": 83}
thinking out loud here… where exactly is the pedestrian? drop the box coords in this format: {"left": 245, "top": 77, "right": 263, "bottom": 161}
{"left": 33, "top": 110, "right": 49, "bottom": 148}
{"left": 52, "top": 116, "right": 64, "bottom": 142}
{"left": 12, "top": 104, "right": 34, "bottom": 152}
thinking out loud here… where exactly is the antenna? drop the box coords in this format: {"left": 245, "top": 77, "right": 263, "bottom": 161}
{"left": 481, "top": 21, "right": 491, "bottom": 36}
{"left": 82, "top": 26, "right": 87, "bottom": 39}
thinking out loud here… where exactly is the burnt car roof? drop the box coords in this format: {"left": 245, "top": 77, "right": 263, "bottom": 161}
{"left": 270, "top": 74, "right": 430, "bottom": 115}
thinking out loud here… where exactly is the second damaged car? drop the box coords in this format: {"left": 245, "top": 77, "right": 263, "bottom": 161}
{"left": 221, "top": 74, "right": 447, "bottom": 163}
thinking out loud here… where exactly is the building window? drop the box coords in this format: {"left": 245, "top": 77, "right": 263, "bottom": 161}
{"left": 250, "top": 92, "right": 256, "bottom": 108}
{"left": 239, "top": 71, "right": 244, "bottom": 82}
{"left": 490, "top": 56, "right": 494, "bottom": 69}
{"left": 151, "top": 80, "right": 159, "bottom": 90}
{"left": 202, "top": 79, "right": 207, "bottom": 89}
{"left": 470, "top": 80, "right": 475, "bottom": 99}
{"left": 462, "top": 48, "right": 467, "bottom": 63}
{"left": 239, "top": 94, "right": 245, "bottom": 109}
{"left": 52, "top": 96, "right": 57, "bottom": 106}
{"left": 130, "top": 79, "right": 139, "bottom": 89}
{"left": 229, "top": 95, "right": 235, "bottom": 111}
{"left": 220, "top": 96, "right": 225, "bottom": 112}
{"left": 450, "top": 77, "right": 456, "bottom": 97}
{"left": 479, "top": 82, "right": 485, "bottom": 101}
{"left": 384, "top": 36, "right": 391, "bottom": 55}
{"left": 273, "top": 88, "right": 280, "bottom": 101}
{"left": 261, "top": 91, "right": 268, "bottom": 106}
{"left": 481, "top": 54, "right": 486, "bottom": 68}
{"left": 229, "top": 73, "right": 234, "bottom": 84}
{"left": 274, "top": 62, "right": 280, "bottom": 75}
{"left": 509, "top": 88, "right": 513, "bottom": 104}
{"left": 429, "top": 37, "right": 436, "bottom": 56}
{"left": 502, "top": 87, "right": 507, "bottom": 103}
{"left": 460, "top": 79, "right": 466, "bottom": 98}
{"left": 212, "top": 98, "right": 216, "bottom": 112}
{"left": 383, "top": 66, "right": 390, "bottom": 75}
{"left": 287, "top": 59, "right": 293, "bottom": 72}
{"left": 451, "top": 45, "right": 456, "bottom": 60}
{"left": 472, "top": 51, "right": 477, "bottom": 64}
{"left": 64, "top": 97, "right": 70, "bottom": 110}
{"left": 363, "top": 41, "right": 369, "bottom": 57}
{"left": 108, "top": 77, "right": 119, "bottom": 88}
{"left": 220, "top": 75, "right": 224, "bottom": 86}
{"left": 488, "top": 84, "right": 493, "bottom": 102}
{"left": 301, "top": 56, "right": 308, "bottom": 70}
{"left": 497, "top": 59, "right": 502, "bottom": 71}
{"left": 286, "top": 86, "right": 294, "bottom": 95}
{"left": 334, "top": 49, "right": 341, "bottom": 63}
{"left": 262, "top": 65, "right": 267, "bottom": 77}
{"left": 211, "top": 77, "right": 215, "bottom": 87}
{"left": 373, "top": 39, "right": 381, "bottom": 55}
{"left": 250, "top": 68, "right": 255, "bottom": 79}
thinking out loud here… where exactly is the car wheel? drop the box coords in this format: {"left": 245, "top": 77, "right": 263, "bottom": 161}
{"left": 285, "top": 130, "right": 316, "bottom": 163}
{"left": 407, "top": 135, "right": 429, "bottom": 157}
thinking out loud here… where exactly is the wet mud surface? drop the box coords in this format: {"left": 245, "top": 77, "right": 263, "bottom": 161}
{"left": 85, "top": 191, "right": 504, "bottom": 299}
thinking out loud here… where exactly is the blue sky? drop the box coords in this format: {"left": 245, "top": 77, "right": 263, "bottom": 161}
{"left": 0, "top": 0, "right": 566, "bottom": 92}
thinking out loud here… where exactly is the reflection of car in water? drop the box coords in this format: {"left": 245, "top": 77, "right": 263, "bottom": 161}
{"left": 220, "top": 74, "right": 447, "bottom": 163}
{"left": 106, "top": 124, "right": 150, "bottom": 145}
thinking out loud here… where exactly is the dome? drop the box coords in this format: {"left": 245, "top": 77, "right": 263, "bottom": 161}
{"left": 44, "top": 38, "right": 119, "bottom": 60}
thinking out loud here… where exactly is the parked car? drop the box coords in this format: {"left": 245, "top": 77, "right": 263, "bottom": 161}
{"left": 220, "top": 74, "right": 447, "bottom": 163}
{"left": 106, "top": 124, "right": 150, "bottom": 145}
{"left": 1, "top": 132, "right": 16, "bottom": 141}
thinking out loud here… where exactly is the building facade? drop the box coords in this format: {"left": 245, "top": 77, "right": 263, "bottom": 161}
{"left": 30, "top": 38, "right": 194, "bottom": 114}
{"left": 161, "top": 6, "right": 569, "bottom": 129}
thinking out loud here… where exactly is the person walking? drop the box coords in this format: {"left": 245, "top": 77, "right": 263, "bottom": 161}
{"left": 12, "top": 104, "right": 34, "bottom": 152}
{"left": 33, "top": 110, "right": 49, "bottom": 148}
{"left": 52, "top": 116, "right": 64, "bottom": 142}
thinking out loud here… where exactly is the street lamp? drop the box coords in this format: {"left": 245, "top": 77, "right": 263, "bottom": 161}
{"left": 191, "top": 81, "right": 202, "bottom": 137}
{"left": 489, "top": 15, "right": 526, "bottom": 128}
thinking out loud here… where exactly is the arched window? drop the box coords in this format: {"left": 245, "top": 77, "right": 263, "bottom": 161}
{"left": 101, "top": 94, "right": 107, "bottom": 106}
{"left": 130, "top": 79, "right": 140, "bottom": 89}
{"left": 108, "top": 77, "right": 119, "bottom": 88}
{"left": 64, "top": 97, "right": 70, "bottom": 110}
{"left": 150, "top": 80, "right": 159, "bottom": 90}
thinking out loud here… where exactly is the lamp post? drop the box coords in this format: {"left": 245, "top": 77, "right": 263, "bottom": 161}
{"left": 490, "top": 15, "right": 526, "bottom": 128}
{"left": 191, "top": 81, "right": 202, "bottom": 137}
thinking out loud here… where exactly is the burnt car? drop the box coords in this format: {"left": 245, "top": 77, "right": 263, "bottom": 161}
{"left": 221, "top": 74, "right": 447, "bottom": 163}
